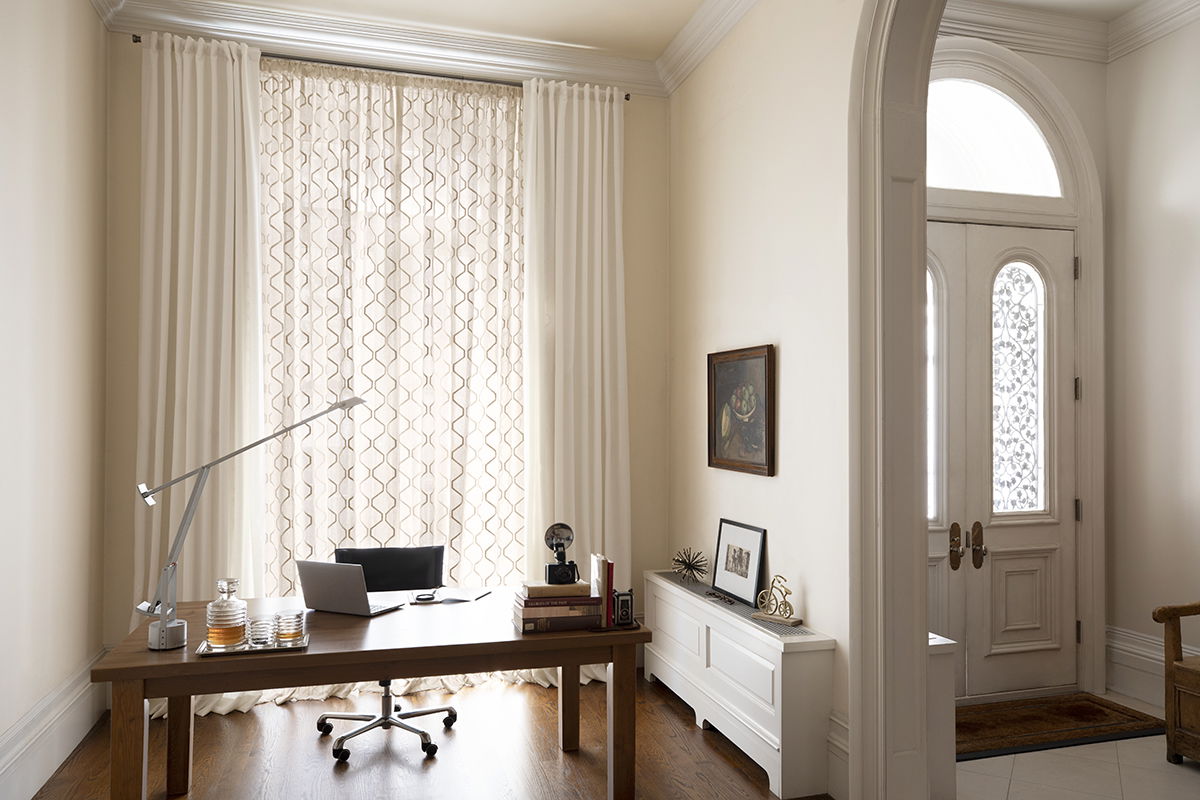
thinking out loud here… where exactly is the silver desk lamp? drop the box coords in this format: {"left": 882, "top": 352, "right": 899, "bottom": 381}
{"left": 135, "top": 396, "right": 366, "bottom": 650}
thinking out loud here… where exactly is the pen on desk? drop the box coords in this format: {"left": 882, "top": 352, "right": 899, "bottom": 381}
{"left": 474, "top": 590, "right": 492, "bottom": 601}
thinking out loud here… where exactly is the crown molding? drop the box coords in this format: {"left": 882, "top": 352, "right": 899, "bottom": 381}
{"left": 656, "top": 0, "right": 759, "bottom": 94}
{"left": 940, "top": 0, "right": 1110, "bottom": 62}
{"left": 104, "top": 0, "right": 668, "bottom": 96}
{"left": 1109, "top": 0, "right": 1200, "bottom": 61}
{"left": 90, "top": 0, "right": 125, "bottom": 26}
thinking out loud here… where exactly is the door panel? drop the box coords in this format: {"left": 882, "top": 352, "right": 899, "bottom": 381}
{"left": 926, "top": 222, "right": 1076, "bottom": 698}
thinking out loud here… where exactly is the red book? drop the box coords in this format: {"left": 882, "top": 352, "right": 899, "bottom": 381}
{"left": 605, "top": 560, "right": 615, "bottom": 627}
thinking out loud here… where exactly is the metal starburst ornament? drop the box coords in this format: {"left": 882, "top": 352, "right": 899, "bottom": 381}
{"left": 672, "top": 548, "right": 709, "bottom": 583}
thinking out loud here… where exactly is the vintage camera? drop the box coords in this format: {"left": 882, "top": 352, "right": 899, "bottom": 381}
{"left": 614, "top": 589, "right": 634, "bottom": 626}
{"left": 544, "top": 522, "right": 580, "bottom": 585}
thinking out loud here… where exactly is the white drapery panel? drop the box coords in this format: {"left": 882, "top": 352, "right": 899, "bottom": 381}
{"left": 523, "top": 79, "right": 632, "bottom": 684}
{"left": 134, "top": 32, "right": 266, "bottom": 628}
{"left": 258, "top": 59, "right": 526, "bottom": 596}
{"left": 523, "top": 78, "right": 631, "bottom": 590}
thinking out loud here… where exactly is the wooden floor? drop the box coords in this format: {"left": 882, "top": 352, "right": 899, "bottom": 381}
{"left": 36, "top": 672, "right": 800, "bottom": 800}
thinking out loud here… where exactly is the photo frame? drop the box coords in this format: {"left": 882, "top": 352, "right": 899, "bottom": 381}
{"left": 711, "top": 518, "right": 766, "bottom": 606}
{"left": 707, "top": 344, "right": 776, "bottom": 476}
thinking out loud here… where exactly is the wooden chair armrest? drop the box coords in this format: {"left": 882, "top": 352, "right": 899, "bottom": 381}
{"left": 1152, "top": 602, "right": 1200, "bottom": 623}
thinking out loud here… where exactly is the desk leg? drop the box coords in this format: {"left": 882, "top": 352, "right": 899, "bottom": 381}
{"left": 606, "top": 644, "right": 636, "bottom": 800}
{"left": 111, "top": 680, "right": 148, "bottom": 800}
{"left": 558, "top": 664, "right": 580, "bottom": 751}
{"left": 167, "top": 695, "right": 194, "bottom": 795}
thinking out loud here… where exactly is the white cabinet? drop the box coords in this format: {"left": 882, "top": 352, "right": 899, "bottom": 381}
{"left": 642, "top": 570, "right": 835, "bottom": 799}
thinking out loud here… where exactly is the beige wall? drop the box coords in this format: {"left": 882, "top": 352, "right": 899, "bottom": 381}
{"left": 100, "top": 44, "right": 673, "bottom": 637}
{"left": 668, "top": 0, "right": 861, "bottom": 721}
{"left": 0, "top": 0, "right": 107, "bottom": 732}
{"left": 1106, "top": 19, "right": 1200, "bottom": 649}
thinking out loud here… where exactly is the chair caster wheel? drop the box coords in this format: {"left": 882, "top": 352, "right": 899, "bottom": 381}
{"left": 317, "top": 722, "right": 333, "bottom": 736}
{"left": 333, "top": 747, "right": 350, "bottom": 762}
{"left": 422, "top": 742, "right": 438, "bottom": 757}
{"left": 394, "top": 704, "right": 403, "bottom": 712}
{"left": 443, "top": 714, "right": 457, "bottom": 728}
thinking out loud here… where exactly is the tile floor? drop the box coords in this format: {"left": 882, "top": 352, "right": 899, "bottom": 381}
{"left": 956, "top": 735, "right": 1200, "bottom": 799}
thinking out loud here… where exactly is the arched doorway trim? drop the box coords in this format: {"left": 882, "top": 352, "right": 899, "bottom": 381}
{"left": 850, "top": 6, "right": 1106, "bottom": 799}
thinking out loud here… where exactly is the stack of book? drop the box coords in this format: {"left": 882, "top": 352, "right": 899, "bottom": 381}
{"left": 514, "top": 581, "right": 602, "bottom": 633}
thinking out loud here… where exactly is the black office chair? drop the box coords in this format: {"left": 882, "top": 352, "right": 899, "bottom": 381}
{"left": 315, "top": 546, "right": 458, "bottom": 762}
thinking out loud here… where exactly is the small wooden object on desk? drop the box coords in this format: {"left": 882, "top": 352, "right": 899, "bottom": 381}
{"left": 751, "top": 574, "right": 804, "bottom": 627}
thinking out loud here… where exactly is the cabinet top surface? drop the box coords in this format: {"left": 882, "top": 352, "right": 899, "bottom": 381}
{"left": 644, "top": 570, "right": 835, "bottom": 651}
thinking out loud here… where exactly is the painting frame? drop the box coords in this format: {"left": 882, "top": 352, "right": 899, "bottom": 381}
{"left": 711, "top": 518, "right": 767, "bottom": 606}
{"left": 707, "top": 344, "right": 777, "bottom": 476}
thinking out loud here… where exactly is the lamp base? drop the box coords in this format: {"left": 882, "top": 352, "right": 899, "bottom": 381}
{"left": 148, "top": 618, "right": 187, "bottom": 650}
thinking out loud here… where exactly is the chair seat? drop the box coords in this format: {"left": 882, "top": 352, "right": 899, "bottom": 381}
{"left": 1177, "top": 657, "right": 1200, "bottom": 693}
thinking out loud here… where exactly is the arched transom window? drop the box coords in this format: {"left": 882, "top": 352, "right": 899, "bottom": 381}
{"left": 927, "top": 79, "right": 1062, "bottom": 198}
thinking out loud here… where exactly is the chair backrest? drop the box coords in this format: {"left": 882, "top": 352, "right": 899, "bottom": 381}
{"left": 333, "top": 546, "right": 445, "bottom": 592}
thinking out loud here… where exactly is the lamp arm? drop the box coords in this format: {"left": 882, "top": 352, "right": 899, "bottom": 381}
{"left": 140, "top": 464, "right": 211, "bottom": 619}
{"left": 138, "top": 396, "right": 364, "bottom": 502}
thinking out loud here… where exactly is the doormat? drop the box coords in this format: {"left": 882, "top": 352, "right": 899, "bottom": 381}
{"left": 957, "top": 692, "right": 1164, "bottom": 761}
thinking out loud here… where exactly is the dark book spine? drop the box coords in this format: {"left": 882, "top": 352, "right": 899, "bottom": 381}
{"left": 514, "top": 612, "right": 602, "bottom": 633}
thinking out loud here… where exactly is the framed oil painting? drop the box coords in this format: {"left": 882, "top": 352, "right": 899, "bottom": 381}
{"left": 711, "top": 518, "right": 766, "bottom": 606}
{"left": 707, "top": 344, "right": 776, "bottom": 476}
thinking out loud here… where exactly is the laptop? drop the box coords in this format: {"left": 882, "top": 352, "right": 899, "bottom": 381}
{"left": 296, "top": 560, "right": 405, "bottom": 616}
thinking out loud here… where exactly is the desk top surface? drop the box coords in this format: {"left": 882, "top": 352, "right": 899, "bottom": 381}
{"left": 93, "top": 590, "right": 650, "bottom": 683}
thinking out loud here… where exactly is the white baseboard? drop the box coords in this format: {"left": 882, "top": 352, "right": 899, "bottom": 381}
{"left": 1106, "top": 625, "right": 1199, "bottom": 711}
{"left": 0, "top": 649, "right": 108, "bottom": 800}
{"left": 827, "top": 711, "right": 849, "bottom": 800}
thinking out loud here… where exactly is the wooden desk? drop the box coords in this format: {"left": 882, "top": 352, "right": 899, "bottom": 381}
{"left": 91, "top": 593, "right": 651, "bottom": 800}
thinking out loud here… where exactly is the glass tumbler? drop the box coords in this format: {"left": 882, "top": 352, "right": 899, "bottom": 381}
{"left": 274, "top": 609, "right": 306, "bottom": 645}
{"left": 205, "top": 578, "right": 247, "bottom": 650}
{"left": 248, "top": 615, "right": 276, "bottom": 648}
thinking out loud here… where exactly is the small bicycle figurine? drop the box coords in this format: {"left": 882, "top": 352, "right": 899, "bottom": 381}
{"left": 756, "top": 575, "right": 795, "bottom": 619}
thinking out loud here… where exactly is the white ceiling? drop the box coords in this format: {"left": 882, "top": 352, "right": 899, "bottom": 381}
{"left": 986, "top": 0, "right": 1147, "bottom": 22}
{"left": 240, "top": 0, "right": 706, "bottom": 60}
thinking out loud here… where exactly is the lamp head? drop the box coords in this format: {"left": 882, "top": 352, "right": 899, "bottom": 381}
{"left": 137, "top": 483, "right": 157, "bottom": 507}
{"left": 336, "top": 396, "right": 366, "bottom": 410}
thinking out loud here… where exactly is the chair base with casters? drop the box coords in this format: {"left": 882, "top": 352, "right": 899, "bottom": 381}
{"left": 316, "top": 679, "right": 458, "bottom": 762}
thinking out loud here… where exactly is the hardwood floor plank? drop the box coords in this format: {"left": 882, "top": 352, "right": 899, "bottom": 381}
{"left": 36, "top": 672, "right": 804, "bottom": 800}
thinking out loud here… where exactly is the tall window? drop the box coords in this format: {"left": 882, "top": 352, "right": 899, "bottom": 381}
{"left": 927, "top": 79, "right": 1062, "bottom": 197}
{"left": 258, "top": 59, "right": 525, "bottom": 595}
{"left": 992, "top": 261, "right": 1047, "bottom": 513}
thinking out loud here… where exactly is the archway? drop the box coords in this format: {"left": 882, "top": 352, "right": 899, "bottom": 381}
{"left": 850, "top": 4, "right": 1106, "bottom": 798}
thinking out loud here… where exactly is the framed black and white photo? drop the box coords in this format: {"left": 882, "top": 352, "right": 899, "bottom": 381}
{"left": 711, "top": 518, "right": 766, "bottom": 606}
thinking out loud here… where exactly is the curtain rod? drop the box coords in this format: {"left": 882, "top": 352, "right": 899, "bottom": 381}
{"left": 130, "top": 34, "right": 631, "bottom": 100}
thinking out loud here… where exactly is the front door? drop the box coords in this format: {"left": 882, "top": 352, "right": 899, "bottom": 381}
{"left": 926, "top": 221, "right": 1077, "bottom": 698}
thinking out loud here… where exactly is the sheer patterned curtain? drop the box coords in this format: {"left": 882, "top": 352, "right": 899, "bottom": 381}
{"left": 258, "top": 59, "right": 525, "bottom": 597}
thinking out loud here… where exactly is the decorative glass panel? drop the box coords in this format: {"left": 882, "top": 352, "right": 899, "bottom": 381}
{"left": 926, "top": 269, "right": 938, "bottom": 522}
{"left": 927, "top": 79, "right": 1062, "bottom": 197}
{"left": 992, "top": 261, "right": 1047, "bottom": 513}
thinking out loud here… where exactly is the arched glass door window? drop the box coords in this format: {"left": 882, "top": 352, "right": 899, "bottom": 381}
{"left": 992, "top": 261, "right": 1047, "bottom": 512}
{"left": 927, "top": 79, "right": 1062, "bottom": 197}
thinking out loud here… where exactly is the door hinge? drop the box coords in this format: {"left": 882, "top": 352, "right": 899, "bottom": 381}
{"left": 1076, "top": 619, "right": 1082, "bottom": 644}
{"left": 1075, "top": 498, "right": 1083, "bottom": 522}
{"left": 1074, "top": 256, "right": 1081, "bottom": 280}
{"left": 1074, "top": 376, "right": 1081, "bottom": 400}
